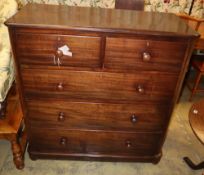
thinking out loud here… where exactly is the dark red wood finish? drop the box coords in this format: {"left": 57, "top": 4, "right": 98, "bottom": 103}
{"left": 21, "top": 69, "right": 178, "bottom": 103}
{"left": 6, "top": 4, "right": 198, "bottom": 163}
{"left": 16, "top": 33, "right": 101, "bottom": 68}
{"left": 105, "top": 37, "right": 187, "bottom": 72}
{"left": 29, "top": 128, "right": 162, "bottom": 156}
{"left": 26, "top": 100, "right": 169, "bottom": 132}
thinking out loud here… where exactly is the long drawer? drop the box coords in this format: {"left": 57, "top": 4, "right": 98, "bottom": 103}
{"left": 105, "top": 37, "right": 187, "bottom": 72}
{"left": 21, "top": 69, "right": 178, "bottom": 103}
{"left": 16, "top": 33, "right": 101, "bottom": 68}
{"left": 29, "top": 128, "right": 162, "bottom": 156}
{"left": 26, "top": 100, "right": 169, "bottom": 132}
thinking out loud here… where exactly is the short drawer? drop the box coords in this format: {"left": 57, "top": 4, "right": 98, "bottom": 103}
{"left": 29, "top": 128, "right": 162, "bottom": 156}
{"left": 16, "top": 33, "right": 101, "bottom": 68}
{"left": 21, "top": 69, "right": 178, "bottom": 103}
{"left": 26, "top": 100, "right": 169, "bottom": 132}
{"left": 105, "top": 37, "right": 187, "bottom": 72}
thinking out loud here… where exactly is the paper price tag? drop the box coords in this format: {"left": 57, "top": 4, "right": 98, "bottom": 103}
{"left": 63, "top": 50, "right": 72, "bottom": 57}
{"left": 58, "top": 45, "right": 72, "bottom": 57}
{"left": 58, "top": 45, "right": 70, "bottom": 52}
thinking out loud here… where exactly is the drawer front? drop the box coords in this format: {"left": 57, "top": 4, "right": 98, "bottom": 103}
{"left": 105, "top": 37, "right": 187, "bottom": 72}
{"left": 26, "top": 100, "right": 169, "bottom": 132}
{"left": 16, "top": 33, "right": 101, "bottom": 68}
{"left": 21, "top": 69, "right": 178, "bottom": 103}
{"left": 29, "top": 128, "right": 162, "bottom": 156}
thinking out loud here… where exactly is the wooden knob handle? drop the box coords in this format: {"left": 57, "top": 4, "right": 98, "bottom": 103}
{"left": 137, "top": 84, "right": 144, "bottom": 93}
{"left": 60, "top": 137, "right": 67, "bottom": 146}
{"left": 142, "top": 52, "right": 151, "bottom": 62}
{"left": 131, "top": 114, "right": 137, "bottom": 123}
{"left": 57, "top": 82, "right": 63, "bottom": 90}
{"left": 56, "top": 50, "right": 63, "bottom": 58}
{"left": 58, "top": 112, "right": 65, "bottom": 121}
{"left": 125, "top": 140, "right": 132, "bottom": 148}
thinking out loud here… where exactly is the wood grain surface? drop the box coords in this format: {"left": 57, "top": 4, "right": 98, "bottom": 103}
{"left": 26, "top": 100, "right": 169, "bottom": 132}
{"left": 5, "top": 4, "right": 198, "bottom": 37}
{"left": 189, "top": 100, "right": 204, "bottom": 144}
{"left": 6, "top": 4, "right": 198, "bottom": 163}
{"left": 105, "top": 37, "right": 187, "bottom": 72}
{"left": 29, "top": 128, "right": 162, "bottom": 156}
{"left": 21, "top": 69, "right": 178, "bottom": 103}
{"left": 16, "top": 33, "right": 101, "bottom": 68}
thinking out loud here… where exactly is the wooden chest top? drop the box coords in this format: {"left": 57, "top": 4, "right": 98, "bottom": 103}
{"left": 6, "top": 3, "right": 198, "bottom": 38}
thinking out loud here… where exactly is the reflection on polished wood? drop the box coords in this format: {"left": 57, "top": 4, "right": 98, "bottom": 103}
{"left": 184, "top": 99, "right": 204, "bottom": 170}
{"left": 189, "top": 100, "right": 204, "bottom": 144}
{"left": 6, "top": 4, "right": 198, "bottom": 37}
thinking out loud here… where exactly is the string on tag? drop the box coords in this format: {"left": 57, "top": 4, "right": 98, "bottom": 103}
{"left": 53, "top": 55, "right": 56, "bottom": 65}
{"left": 57, "top": 57, "right": 61, "bottom": 67}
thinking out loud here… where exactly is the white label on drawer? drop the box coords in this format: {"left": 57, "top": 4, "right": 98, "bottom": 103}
{"left": 58, "top": 45, "right": 72, "bottom": 57}
{"left": 59, "top": 45, "right": 70, "bottom": 51}
{"left": 65, "top": 51, "right": 73, "bottom": 57}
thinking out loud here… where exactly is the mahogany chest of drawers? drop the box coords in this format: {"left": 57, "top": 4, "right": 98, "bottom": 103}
{"left": 6, "top": 4, "right": 198, "bottom": 163}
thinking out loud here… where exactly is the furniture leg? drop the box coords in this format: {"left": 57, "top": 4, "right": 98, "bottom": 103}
{"left": 189, "top": 71, "right": 202, "bottom": 101}
{"left": 11, "top": 138, "right": 24, "bottom": 169}
{"left": 183, "top": 157, "right": 204, "bottom": 170}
